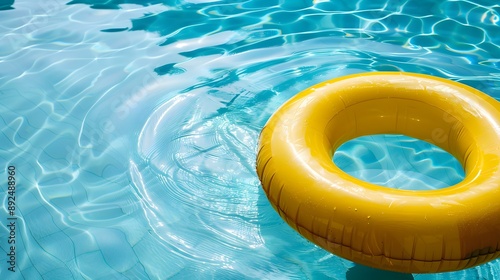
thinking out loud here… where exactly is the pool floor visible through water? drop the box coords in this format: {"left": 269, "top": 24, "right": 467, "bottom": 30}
{"left": 0, "top": 0, "right": 499, "bottom": 279}
{"left": 334, "top": 134, "right": 465, "bottom": 190}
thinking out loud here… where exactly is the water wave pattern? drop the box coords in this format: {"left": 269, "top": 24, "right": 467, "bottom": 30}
{"left": 334, "top": 134, "right": 465, "bottom": 190}
{"left": 0, "top": 0, "right": 499, "bottom": 279}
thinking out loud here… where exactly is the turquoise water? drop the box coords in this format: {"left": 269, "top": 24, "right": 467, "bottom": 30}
{"left": 334, "top": 134, "right": 465, "bottom": 190}
{"left": 0, "top": 0, "right": 499, "bottom": 279}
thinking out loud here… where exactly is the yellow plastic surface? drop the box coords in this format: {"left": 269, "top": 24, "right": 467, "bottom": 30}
{"left": 256, "top": 72, "right": 500, "bottom": 273}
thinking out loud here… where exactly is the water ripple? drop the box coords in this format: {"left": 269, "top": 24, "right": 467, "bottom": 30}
{"left": 334, "top": 135, "right": 465, "bottom": 190}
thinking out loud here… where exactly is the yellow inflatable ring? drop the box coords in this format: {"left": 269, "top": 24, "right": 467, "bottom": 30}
{"left": 256, "top": 72, "right": 500, "bottom": 273}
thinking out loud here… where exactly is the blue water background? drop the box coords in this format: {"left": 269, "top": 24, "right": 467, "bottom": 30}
{"left": 334, "top": 134, "right": 465, "bottom": 190}
{"left": 0, "top": 0, "right": 499, "bottom": 279}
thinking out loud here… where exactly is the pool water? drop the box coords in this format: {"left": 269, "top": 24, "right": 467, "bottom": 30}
{"left": 0, "top": 0, "right": 499, "bottom": 279}
{"left": 334, "top": 134, "right": 465, "bottom": 190}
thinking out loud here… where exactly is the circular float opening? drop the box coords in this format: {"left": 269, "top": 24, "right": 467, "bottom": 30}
{"left": 333, "top": 134, "right": 465, "bottom": 190}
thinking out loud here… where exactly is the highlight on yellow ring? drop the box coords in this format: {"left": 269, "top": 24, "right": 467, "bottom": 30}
{"left": 256, "top": 72, "right": 500, "bottom": 273}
